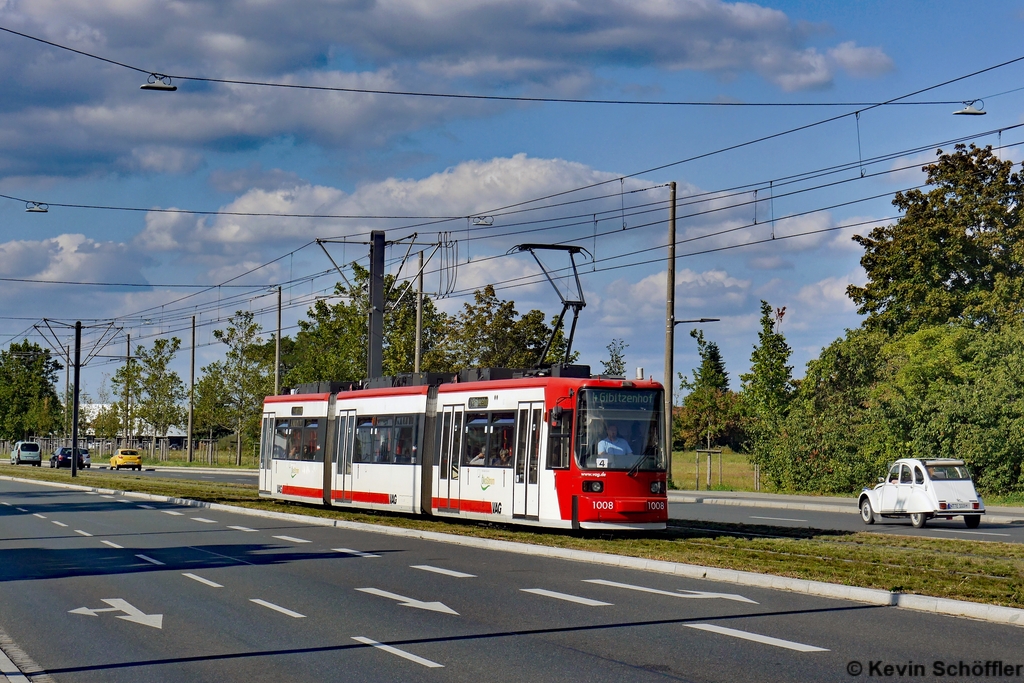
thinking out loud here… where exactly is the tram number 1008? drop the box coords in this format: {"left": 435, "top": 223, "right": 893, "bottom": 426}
{"left": 647, "top": 500, "right": 666, "bottom": 511}
{"left": 592, "top": 500, "right": 615, "bottom": 511}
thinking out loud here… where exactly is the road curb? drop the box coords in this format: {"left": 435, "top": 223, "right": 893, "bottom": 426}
{"left": 3, "top": 474, "right": 1023, "bottom": 629}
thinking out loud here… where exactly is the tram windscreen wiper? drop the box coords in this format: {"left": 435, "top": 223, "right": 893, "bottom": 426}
{"left": 627, "top": 454, "right": 651, "bottom": 477}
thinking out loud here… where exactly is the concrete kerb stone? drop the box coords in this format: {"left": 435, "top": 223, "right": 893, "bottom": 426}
{"left": 3, "top": 474, "right": 1022, "bottom": 628}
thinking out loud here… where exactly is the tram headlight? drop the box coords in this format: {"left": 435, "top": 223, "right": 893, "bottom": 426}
{"left": 650, "top": 481, "right": 665, "bottom": 494}
{"left": 582, "top": 480, "right": 604, "bottom": 493}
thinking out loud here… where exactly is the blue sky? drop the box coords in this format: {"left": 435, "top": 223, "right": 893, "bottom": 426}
{"left": 1, "top": 0, "right": 1023, "bottom": 398}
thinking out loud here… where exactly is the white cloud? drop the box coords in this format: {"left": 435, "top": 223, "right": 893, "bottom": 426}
{"left": 827, "top": 41, "right": 894, "bottom": 78}
{"left": 796, "top": 271, "right": 864, "bottom": 312}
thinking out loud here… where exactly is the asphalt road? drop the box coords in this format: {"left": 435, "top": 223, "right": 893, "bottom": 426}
{"left": 1, "top": 479, "right": 1023, "bottom": 683}
{"left": 1, "top": 463, "right": 260, "bottom": 487}
{"left": 669, "top": 501, "right": 1024, "bottom": 544}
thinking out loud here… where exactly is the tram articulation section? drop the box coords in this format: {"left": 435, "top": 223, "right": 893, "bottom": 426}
{"left": 258, "top": 365, "right": 668, "bottom": 530}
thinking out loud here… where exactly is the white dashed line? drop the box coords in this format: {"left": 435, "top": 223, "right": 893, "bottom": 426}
{"left": 686, "top": 624, "right": 829, "bottom": 652}
{"left": 352, "top": 637, "right": 443, "bottom": 668}
{"left": 74, "top": 530, "right": 93, "bottom": 537}
{"left": 15, "top": 507, "right": 27, "bottom": 512}
{"left": 191, "top": 517, "right": 218, "bottom": 523}
{"left": 33, "top": 513, "right": 46, "bottom": 519}
{"left": 520, "top": 589, "right": 611, "bottom": 606}
{"left": 162, "top": 510, "right": 183, "bottom": 516}
{"left": 411, "top": 565, "right": 476, "bottom": 578}
{"left": 136, "top": 554, "right": 165, "bottom": 566}
{"left": 100, "top": 495, "right": 114, "bottom": 499}
{"left": 333, "top": 548, "right": 381, "bottom": 558}
{"left": 251, "top": 599, "right": 305, "bottom": 618}
{"left": 227, "top": 525, "right": 257, "bottom": 532}
{"left": 137, "top": 504, "right": 155, "bottom": 509}
{"left": 273, "top": 535, "right": 310, "bottom": 544}
{"left": 117, "top": 500, "right": 133, "bottom": 504}
{"left": 101, "top": 540, "right": 123, "bottom": 549}
{"left": 749, "top": 515, "right": 808, "bottom": 523}
{"left": 183, "top": 573, "right": 223, "bottom": 588}
{"left": 0, "top": 501, "right": 11, "bottom": 505}
{"left": 52, "top": 521, "right": 68, "bottom": 527}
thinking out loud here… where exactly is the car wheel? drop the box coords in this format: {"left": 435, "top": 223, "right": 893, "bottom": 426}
{"left": 910, "top": 512, "right": 928, "bottom": 528}
{"left": 964, "top": 515, "right": 981, "bottom": 529}
{"left": 860, "top": 498, "right": 875, "bottom": 525}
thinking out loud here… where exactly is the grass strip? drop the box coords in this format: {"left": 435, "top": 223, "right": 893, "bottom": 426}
{"left": 4, "top": 465, "right": 1023, "bottom": 609}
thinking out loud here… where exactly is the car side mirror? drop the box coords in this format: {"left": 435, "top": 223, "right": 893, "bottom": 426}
{"left": 877, "top": 477, "right": 885, "bottom": 484}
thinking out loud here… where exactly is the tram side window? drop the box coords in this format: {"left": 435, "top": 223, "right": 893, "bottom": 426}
{"left": 547, "top": 410, "right": 572, "bottom": 469}
{"left": 301, "top": 418, "right": 322, "bottom": 461}
{"left": 273, "top": 419, "right": 298, "bottom": 460}
{"left": 393, "top": 415, "right": 419, "bottom": 464}
{"left": 374, "top": 416, "right": 394, "bottom": 463}
{"left": 464, "top": 413, "right": 489, "bottom": 466}
{"left": 488, "top": 412, "right": 515, "bottom": 467}
{"left": 353, "top": 417, "right": 375, "bottom": 463}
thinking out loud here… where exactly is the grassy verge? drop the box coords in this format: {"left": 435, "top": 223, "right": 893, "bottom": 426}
{"left": 3, "top": 464, "right": 1023, "bottom": 609}
{"left": 671, "top": 447, "right": 757, "bottom": 491}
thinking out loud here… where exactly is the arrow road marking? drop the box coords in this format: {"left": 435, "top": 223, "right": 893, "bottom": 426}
{"left": 183, "top": 573, "right": 223, "bottom": 588}
{"left": 686, "top": 624, "right": 828, "bottom": 652}
{"left": 583, "top": 579, "right": 758, "bottom": 604}
{"left": 411, "top": 565, "right": 476, "bottom": 578}
{"left": 136, "top": 554, "right": 165, "bottom": 566}
{"left": 352, "top": 637, "right": 443, "bottom": 668}
{"left": 356, "top": 588, "right": 459, "bottom": 615}
{"left": 251, "top": 599, "right": 305, "bottom": 618}
{"left": 334, "top": 548, "right": 380, "bottom": 558}
{"left": 69, "top": 599, "right": 163, "bottom": 629}
{"left": 520, "top": 589, "right": 611, "bottom": 606}
{"left": 272, "top": 535, "right": 310, "bottom": 544}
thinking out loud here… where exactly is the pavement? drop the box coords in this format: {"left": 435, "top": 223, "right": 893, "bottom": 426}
{"left": 669, "top": 489, "right": 1024, "bottom": 524}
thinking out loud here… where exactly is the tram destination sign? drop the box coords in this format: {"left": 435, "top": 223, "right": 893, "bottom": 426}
{"left": 588, "top": 390, "right": 658, "bottom": 410}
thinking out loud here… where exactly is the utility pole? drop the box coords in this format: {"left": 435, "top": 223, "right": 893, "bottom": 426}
{"left": 367, "top": 230, "right": 385, "bottom": 379}
{"left": 414, "top": 250, "right": 423, "bottom": 373}
{"left": 71, "top": 322, "right": 81, "bottom": 478}
{"left": 64, "top": 344, "right": 70, "bottom": 441}
{"left": 124, "top": 335, "right": 131, "bottom": 448}
{"left": 663, "top": 181, "right": 676, "bottom": 486}
{"left": 275, "top": 286, "right": 282, "bottom": 394}
{"left": 187, "top": 315, "right": 195, "bottom": 463}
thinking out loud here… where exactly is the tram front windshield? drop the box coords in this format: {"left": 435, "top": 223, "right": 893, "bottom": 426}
{"left": 576, "top": 388, "right": 665, "bottom": 471}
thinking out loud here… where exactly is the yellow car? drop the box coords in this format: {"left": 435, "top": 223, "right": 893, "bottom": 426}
{"left": 110, "top": 449, "right": 142, "bottom": 471}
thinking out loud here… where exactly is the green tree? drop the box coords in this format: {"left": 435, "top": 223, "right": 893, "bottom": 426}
{"left": 0, "top": 341, "right": 62, "bottom": 440}
{"left": 848, "top": 144, "right": 1024, "bottom": 333}
{"left": 740, "top": 302, "right": 794, "bottom": 483}
{"left": 135, "top": 338, "right": 186, "bottom": 459}
{"left": 214, "top": 312, "right": 274, "bottom": 465}
{"left": 91, "top": 381, "right": 122, "bottom": 440}
{"left": 600, "top": 338, "right": 628, "bottom": 377}
{"left": 675, "top": 330, "right": 738, "bottom": 450}
{"left": 111, "top": 351, "right": 142, "bottom": 438}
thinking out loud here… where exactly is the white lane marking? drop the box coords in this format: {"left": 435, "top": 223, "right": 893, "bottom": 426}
{"left": 227, "top": 525, "right": 258, "bottom": 532}
{"left": 187, "top": 545, "right": 257, "bottom": 566}
{"left": 85, "top": 492, "right": 98, "bottom": 495}
{"left": 0, "top": 501, "right": 11, "bottom": 505}
{"left": 356, "top": 588, "right": 459, "bottom": 615}
{"left": 100, "top": 496, "right": 114, "bottom": 499}
{"left": 52, "top": 521, "right": 68, "bottom": 527}
{"left": 0, "top": 638, "right": 33, "bottom": 682}
{"left": 15, "top": 507, "right": 27, "bottom": 512}
{"left": 749, "top": 515, "right": 808, "bottom": 523}
{"left": 33, "top": 513, "right": 46, "bottom": 519}
{"left": 162, "top": 510, "right": 183, "bottom": 516}
{"left": 117, "top": 500, "right": 133, "bottom": 504}
{"left": 251, "top": 599, "right": 305, "bottom": 618}
{"left": 183, "top": 573, "right": 223, "bottom": 588}
{"left": 686, "top": 624, "right": 828, "bottom": 652}
{"left": 273, "top": 535, "right": 311, "bottom": 544}
{"left": 583, "top": 579, "right": 758, "bottom": 604}
{"left": 411, "top": 565, "right": 476, "bottom": 578}
{"left": 101, "top": 540, "right": 123, "bottom": 549}
{"left": 520, "top": 588, "right": 611, "bottom": 606}
{"left": 74, "top": 530, "right": 93, "bottom": 537}
{"left": 136, "top": 554, "right": 165, "bottom": 566}
{"left": 137, "top": 504, "right": 155, "bottom": 509}
{"left": 69, "top": 599, "right": 162, "bottom": 629}
{"left": 930, "top": 528, "right": 1011, "bottom": 537}
{"left": 191, "top": 517, "right": 217, "bottom": 523}
{"left": 333, "top": 547, "right": 380, "bottom": 558}
{"left": 352, "top": 637, "right": 443, "bottom": 669}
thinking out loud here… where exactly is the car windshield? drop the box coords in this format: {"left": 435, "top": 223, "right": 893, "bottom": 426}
{"left": 926, "top": 465, "right": 971, "bottom": 480}
{"left": 575, "top": 388, "right": 665, "bottom": 471}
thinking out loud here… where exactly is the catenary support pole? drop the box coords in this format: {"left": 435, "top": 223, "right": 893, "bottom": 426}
{"left": 124, "top": 334, "right": 131, "bottom": 448}
{"left": 275, "top": 286, "right": 282, "bottom": 394}
{"left": 664, "top": 182, "right": 676, "bottom": 486}
{"left": 187, "top": 315, "right": 195, "bottom": 463}
{"left": 415, "top": 250, "right": 423, "bottom": 373}
{"left": 71, "top": 322, "right": 81, "bottom": 478}
{"left": 367, "top": 230, "right": 385, "bottom": 379}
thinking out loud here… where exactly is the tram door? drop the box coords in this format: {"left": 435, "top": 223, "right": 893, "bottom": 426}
{"left": 258, "top": 413, "right": 274, "bottom": 494}
{"left": 513, "top": 402, "right": 544, "bottom": 518}
{"left": 435, "top": 405, "right": 463, "bottom": 511}
{"left": 333, "top": 409, "right": 356, "bottom": 504}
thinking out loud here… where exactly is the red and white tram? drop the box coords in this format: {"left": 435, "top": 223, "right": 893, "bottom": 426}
{"left": 258, "top": 366, "right": 668, "bottom": 530}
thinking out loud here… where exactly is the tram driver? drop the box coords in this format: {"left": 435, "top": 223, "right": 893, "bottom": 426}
{"left": 597, "top": 422, "right": 633, "bottom": 467}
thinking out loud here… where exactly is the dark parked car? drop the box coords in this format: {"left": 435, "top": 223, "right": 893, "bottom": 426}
{"left": 50, "top": 447, "right": 86, "bottom": 469}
